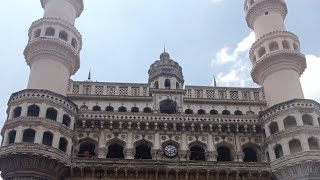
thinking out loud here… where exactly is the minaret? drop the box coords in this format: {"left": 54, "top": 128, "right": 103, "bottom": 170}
{"left": 0, "top": 0, "right": 83, "bottom": 179}
{"left": 24, "top": 0, "right": 83, "bottom": 95}
{"left": 245, "top": 0, "right": 306, "bottom": 107}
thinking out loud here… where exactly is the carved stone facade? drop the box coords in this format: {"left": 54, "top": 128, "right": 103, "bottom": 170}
{"left": 0, "top": 0, "right": 319, "bottom": 180}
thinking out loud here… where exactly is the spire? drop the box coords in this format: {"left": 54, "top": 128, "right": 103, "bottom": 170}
{"left": 214, "top": 76, "right": 217, "bottom": 87}
{"left": 164, "top": 43, "right": 166, "bottom": 53}
{"left": 88, "top": 69, "right": 91, "bottom": 81}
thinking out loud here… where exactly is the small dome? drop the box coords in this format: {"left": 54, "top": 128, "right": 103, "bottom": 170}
{"left": 160, "top": 52, "right": 170, "bottom": 60}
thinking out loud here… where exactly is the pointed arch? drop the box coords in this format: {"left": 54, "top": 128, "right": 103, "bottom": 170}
{"left": 46, "top": 107, "right": 58, "bottom": 121}
{"left": 8, "top": 130, "right": 16, "bottom": 144}
{"left": 92, "top": 105, "right": 101, "bottom": 111}
{"left": 59, "top": 31, "right": 68, "bottom": 41}
{"left": 62, "top": 114, "right": 71, "bottom": 127}
{"left": 165, "top": 79, "right": 171, "bottom": 89}
{"left": 134, "top": 139, "right": 153, "bottom": 160}
{"left": 269, "top": 41, "right": 279, "bottom": 52}
{"left": 258, "top": 47, "right": 266, "bottom": 58}
{"left": 34, "top": 29, "right": 41, "bottom": 38}
{"left": 197, "top": 109, "right": 206, "bottom": 115}
{"left": 210, "top": 109, "right": 218, "bottom": 115}
{"left": 78, "top": 140, "right": 97, "bottom": 158}
{"left": 274, "top": 144, "right": 283, "bottom": 159}
{"left": 105, "top": 106, "right": 114, "bottom": 112}
{"left": 27, "top": 104, "right": 40, "bottom": 117}
{"left": 22, "top": 129, "right": 36, "bottom": 143}
{"left": 308, "top": 137, "right": 320, "bottom": 150}
{"left": 131, "top": 107, "right": 139, "bottom": 113}
{"left": 222, "top": 110, "right": 230, "bottom": 115}
{"left": 289, "top": 139, "right": 302, "bottom": 154}
{"left": 143, "top": 107, "right": 152, "bottom": 113}
{"left": 185, "top": 109, "right": 193, "bottom": 114}
{"left": 59, "top": 137, "right": 68, "bottom": 152}
{"left": 215, "top": 142, "right": 234, "bottom": 162}
{"left": 13, "top": 106, "right": 22, "bottom": 118}
{"left": 45, "top": 27, "right": 55, "bottom": 36}
{"left": 118, "top": 106, "right": 127, "bottom": 112}
{"left": 282, "top": 40, "right": 290, "bottom": 49}
{"left": 42, "top": 131, "right": 54, "bottom": 146}
{"left": 80, "top": 105, "right": 88, "bottom": 110}
{"left": 302, "top": 114, "right": 313, "bottom": 126}
{"left": 242, "top": 142, "right": 261, "bottom": 162}
{"left": 234, "top": 110, "right": 243, "bottom": 115}
{"left": 284, "top": 116, "right": 297, "bottom": 129}
{"left": 269, "top": 121, "right": 279, "bottom": 135}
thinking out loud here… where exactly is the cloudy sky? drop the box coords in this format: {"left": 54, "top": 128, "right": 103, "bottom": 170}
{"left": 0, "top": 0, "right": 320, "bottom": 140}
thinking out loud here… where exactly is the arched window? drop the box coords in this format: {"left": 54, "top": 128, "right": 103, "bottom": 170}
{"left": 45, "top": 27, "right": 55, "bottom": 36}
{"left": 217, "top": 146, "right": 232, "bottom": 161}
{"left": 143, "top": 107, "right": 152, "bottom": 113}
{"left": 284, "top": 116, "right": 297, "bottom": 129}
{"left": 282, "top": 40, "right": 290, "bottom": 49}
{"left": 308, "top": 137, "right": 320, "bottom": 150}
{"left": 165, "top": 79, "right": 171, "bottom": 89}
{"left": 71, "top": 38, "right": 77, "bottom": 48}
{"left": 274, "top": 145, "right": 283, "bottom": 159}
{"left": 234, "top": 110, "right": 243, "bottom": 115}
{"left": 80, "top": 105, "right": 88, "bottom": 110}
{"left": 8, "top": 130, "right": 16, "bottom": 144}
{"left": 22, "top": 129, "right": 36, "bottom": 143}
{"left": 27, "top": 104, "right": 40, "bottom": 117}
{"left": 34, "top": 29, "right": 41, "bottom": 38}
{"left": 160, "top": 99, "right": 177, "bottom": 114}
{"left": 246, "top": 111, "right": 255, "bottom": 115}
{"left": 78, "top": 142, "right": 96, "bottom": 158}
{"left": 154, "top": 81, "right": 159, "bottom": 89}
{"left": 106, "top": 106, "right": 114, "bottom": 112}
{"left": 131, "top": 107, "right": 139, "bottom": 113}
{"left": 92, "top": 105, "right": 101, "bottom": 111}
{"left": 176, "top": 82, "right": 180, "bottom": 89}
{"left": 106, "top": 144, "right": 124, "bottom": 159}
{"left": 197, "top": 109, "right": 206, "bottom": 115}
{"left": 222, "top": 110, "right": 230, "bottom": 115}
{"left": 59, "top": 138, "right": 68, "bottom": 152}
{"left": 118, "top": 106, "right": 127, "bottom": 112}
{"left": 269, "top": 41, "right": 279, "bottom": 52}
{"left": 42, "top": 132, "right": 53, "bottom": 146}
{"left": 293, "top": 43, "right": 299, "bottom": 51}
{"left": 134, "top": 145, "right": 152, "bottom": 159}
{"left": 210, "top": 109, "right": 218, "bottom": 115}
{"left": 62, "top": 115, "right": 71, "bottom": 127}
{"left": 289, "top": 139, "right": 302, "bottom": 154}
{"left": 189, "top": 145, "right": 206, "bottom": 161}
{"left": 269, "top": 122, "right": 279, "bottom": 135}
{"left": 243, "top": 147, "right": 258, "bottom": 162}
{"left": 302, "top": 114, "right": 313, "bottom": 126}
{"left": 59, "top": 31, "right": 68, "bottom": 41}
{"left": 258, "top": 47, "right": 266, "bottom": 58}
{"left": 13, "top": 107, "right": 22, "bottom": 118}
{"left": 46, "top": 108, "right": 58, "bottom": 121}
{"left": 185, "top": 109, "right": 193, "bottom": 114}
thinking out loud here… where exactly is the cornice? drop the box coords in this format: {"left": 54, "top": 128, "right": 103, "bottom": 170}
{"left": 271, "top": 151, "right": 320, "bottom": 170}
{"left": 245, "top": 0, "right": 287, "bottom": 29}
{"left": 251, "top": 50, "right": 306, "bottom": 84}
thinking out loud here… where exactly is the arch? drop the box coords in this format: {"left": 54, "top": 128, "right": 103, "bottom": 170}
{"left": 269, "top": 122, "right": 279, "bottom": 135}
{"left": 283, "top": 116, "right": 297, "bottom": 129}
{"left": 80, "top": 105, "right": 88, "bottom": 110}
{"left": 13, "top": 106, "right": 22, "bottom": 118}
{"left": 106, "top": 143, "right": 124, "bottom": 159}
{"left": 45, "top": 27, "right": 55, "bottom": 36}
{"left": 160, "top": 99, "right": 177, "bottom": 114}
{"left": 71, "top": 38, "right": 77, "bottom": 48}
{"left": 78, "top": 142, "right": 96, "bottom": 158}
{"left": 246, "top": 110, "right": 255, "bottom": 115}
{"left": 217, "top": 146, "right": 232, "bottom": 161}
{"left": 234, "top": 110, "right": 243, "bottom": 115}
{"left": 134, "top": 144, "right": 152, "bottom": 159}
{"left": 118, "top": 106, "right": 127, "bottom": 112}
{"left": 197, "top": 109, "right": 206, "bottom": 115}
{"left": 105, "top": 106, "right": 114, "bottom": 112}
{"left": 42, "top": 131, "right": 53, "bottom": 146}
{"left": 222, "top": 110, "right": 230, "bottom": 115}
{"left": 22, "top": 129, "right": 36, "bottom": 143}
{"left": 143, "top": 107, "right": 152, "bottom": 113}
{"left": 293, "top": 43, "right": 299, "bottom": 51}
{"left": 165, "top": 79, "right": 171, "bottom": 89}
{"left": 282, "top": 40, "right": 290, "bottom": 49}
{"left": 8, "top": 130, "right": 16, "bottom": 144}
{"left": 27, "top": 104, "right": 40, "bottom": 117}
{"left": 185, "top": 109, "right": 193, "bottom": 114}
{"left": 131, "top": 107, "right": 139, "bottom": 113}
{"left": 308, "top": 137, "right": 320, "bottom": 150}
{"left": 210, "top": 109, "right": 218, "bottom": 115}
{"left": 92, "top": 105, "right": 101, "bottom": 111}
{"left": 269, "top": 41, "right": 279, "bottom": 52}
{"left": 189, "top": 145, "right": 206, "bottom": 161}
{"left": 243, "top": 147, "right": 258, "bottom": 162}
{"left": 289, "top": 139, "right": 302, "bottom": 154}
{"left": 62, "top": 114, "right": 71, "bottom": 127}
{"left": 34, "top": 29, "right": 41, "bottom": 38}
{"left": 59, "top": 137, "right": 68, "bottom": 152}
{"left": 46, "top": 108, "right": 58, "bottom": 121}
{"left": 154, "top": 81, "right": 159, "bottom": 89}
{"left": 176, "top": 82, "right": 180, "bottom": 89}
{"left": 302, "top": 114, "right": 313, "bottom": 126}
{"left": 274, "top": 144, "right": 283, "bottom": 159}
{"left": 258, "top": 47, "right": 266, "bottom": 58}
{"left": 59, "top": 31, "right": 68, "bottom": 41}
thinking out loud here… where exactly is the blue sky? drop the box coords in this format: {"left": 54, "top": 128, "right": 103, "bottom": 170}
{"left": 0, "top": 0, "right": 320, "bottom": 132}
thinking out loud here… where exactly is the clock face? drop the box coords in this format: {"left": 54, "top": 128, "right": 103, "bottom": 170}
{"left": 164, "top": 144, "right": 178, "bottom": 158}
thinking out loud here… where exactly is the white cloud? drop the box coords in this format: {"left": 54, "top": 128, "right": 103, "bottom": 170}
{"left": 301, "top": 55, "right": 320, "bottom": 102}
{"left": 211, "top": 32, "right": 256, "bottom": 87}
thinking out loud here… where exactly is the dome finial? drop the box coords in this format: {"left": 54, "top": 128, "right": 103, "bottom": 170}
{"left": 160, "top": 45, "right": 170, "bottom": 60}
